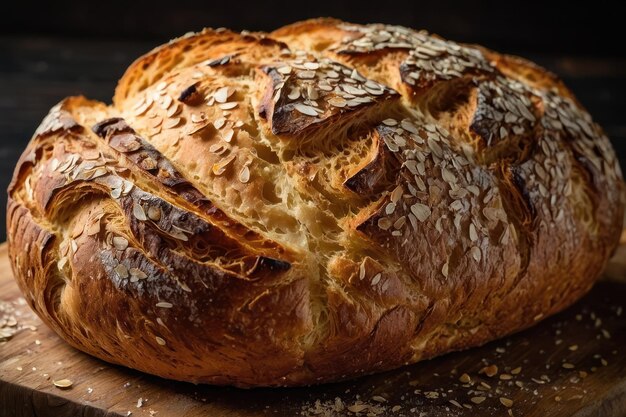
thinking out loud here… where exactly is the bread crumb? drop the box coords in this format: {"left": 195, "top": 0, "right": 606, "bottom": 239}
{"left": 500, "top": 397, "right": 513, "bottom": 407}
{"left": 479, "top": 365, "right": 498, "bottom": 377}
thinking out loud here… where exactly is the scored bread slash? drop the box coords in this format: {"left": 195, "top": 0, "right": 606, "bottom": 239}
{"left": 53, "top": 379, "right": 73, "bottom": 389}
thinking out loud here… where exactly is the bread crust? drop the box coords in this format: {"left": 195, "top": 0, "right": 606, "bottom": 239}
{"left": 7, "top": 19, "right": 624, "bottom": 387}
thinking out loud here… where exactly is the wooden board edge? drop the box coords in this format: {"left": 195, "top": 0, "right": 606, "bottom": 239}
{"left": 0, "top": 378, "right": 124, "bottom": 417}
{"left": 573, "top": 378, "right": 626, "bottom": 417}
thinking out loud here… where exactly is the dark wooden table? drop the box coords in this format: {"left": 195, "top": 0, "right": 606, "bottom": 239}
{"left": 1, "top": 36, "right": 626, "bottom": 241}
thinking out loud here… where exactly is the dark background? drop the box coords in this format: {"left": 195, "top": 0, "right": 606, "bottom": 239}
{"left": 1, "top": 0, "right": 624, "bottom": 241}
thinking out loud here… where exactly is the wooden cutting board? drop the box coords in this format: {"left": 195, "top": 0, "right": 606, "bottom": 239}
{"left": 1, "top": 241, "right": 625, "bottom": 417}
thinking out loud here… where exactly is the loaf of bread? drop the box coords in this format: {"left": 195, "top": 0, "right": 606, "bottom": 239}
{"left": 7, "top": 18, "right": 624, "bottom": 387}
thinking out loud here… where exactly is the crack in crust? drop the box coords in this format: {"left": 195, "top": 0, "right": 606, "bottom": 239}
{"left": 7, "top": 18, "right": 624, "bottom": 387}
{"left": 257, "top": 53, "right": 398, "bottom": 137}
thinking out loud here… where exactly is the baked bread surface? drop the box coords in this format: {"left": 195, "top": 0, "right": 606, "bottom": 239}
{"left": 7, "top": 18, "right": 624, "bottom": 386}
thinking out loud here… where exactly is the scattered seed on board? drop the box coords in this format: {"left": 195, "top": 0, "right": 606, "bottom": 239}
{"left": 480, "top": 364, "right": 498, "bottom": 377}
{"left": 53, "top": 379, "right": 73, "bottom": 389}
{"left": 347, "top": 404, "right": 368, "bottom": 413}
{"left": 500, "top": 397, "right": 513, "bottom": 408}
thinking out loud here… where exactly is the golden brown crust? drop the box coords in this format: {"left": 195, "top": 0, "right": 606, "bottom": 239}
{"left": 7, "top": 19, "right": 624, "bottom": 387}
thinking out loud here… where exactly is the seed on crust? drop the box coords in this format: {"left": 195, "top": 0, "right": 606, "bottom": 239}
{"left": 114, "top": 264, "right": 129, "bottom": 279}
{"left": 222, "top": 128, "right": 235, "bottom": 142}
{"left": 133, "top": 203, "right": 147, "bottom": 221}
{"left": 213, "top": 117, "right": 227, "bottom": 129}
{"left": 130, "top": 268, "right": 147, "bottom": 281}
{"left": 294, "top": 103, "right": 319, "bottom": 117}
{"left": 112, "top": 236, "right": 129, "bottom": 251}
{"left": 239, "top": 165, "right": 250, "bottom": 183}
{"left": 219, "top": 102, "right": 238, "bottom": 110}
{"left": 359, "top": 261, "right": 366, "bottom": 280}
{"left": 378, "top": 217, "right": 393, "bottom": 230}
{"left": 297, "top": 70, "right": 316, "bottom": 79}
{"left": 214, "top": 86, "right": 235, "bottom": 103}
{"left": 328, "top": 97, "right": 347, "bottom": 108}
{"left": 212, "top": 154, "right": 236, "bottom": 176}
{"left": 410, "top": 203, "right": 431, "bottom": 222}
{"left": 147, "top": 206, "right": 162, "bottom": 221}
{"left": 163, "top": 117, "right": 182, "bottom": 129}
{"left": 471, "top": 246, "right": 482, "bottom": 262}
{"left": 469, "top": 223, "right": 478, "bottom": 241}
